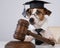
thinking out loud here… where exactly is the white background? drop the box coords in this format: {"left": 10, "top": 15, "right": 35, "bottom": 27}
{"left": 0, "top": 0, "right": 60, "bottom": 41}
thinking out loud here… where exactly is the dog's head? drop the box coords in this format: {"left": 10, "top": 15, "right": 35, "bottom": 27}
{"left": 26, "top": 8, "right": 51, "bottom": 25}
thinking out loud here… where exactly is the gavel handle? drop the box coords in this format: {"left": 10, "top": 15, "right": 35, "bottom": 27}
{"left": 27, "top": 30, "right": 55, "bottom": 46}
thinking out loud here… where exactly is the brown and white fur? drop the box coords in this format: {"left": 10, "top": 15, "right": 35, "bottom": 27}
{"left": 24, "top": 8, "right": 55, "bottom": 43}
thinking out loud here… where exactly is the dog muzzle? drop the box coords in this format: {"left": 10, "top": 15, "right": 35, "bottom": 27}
{"left": 29, "top": 14, "right": 38, "bottom": 25}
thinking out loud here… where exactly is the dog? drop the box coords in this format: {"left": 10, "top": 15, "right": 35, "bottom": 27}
{"left": 24, "top": 8, "right": 56, "bottom": 45}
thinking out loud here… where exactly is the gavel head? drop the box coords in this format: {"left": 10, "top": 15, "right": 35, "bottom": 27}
{"left": 14, "top": 19, "right": 29, "bottom": 41}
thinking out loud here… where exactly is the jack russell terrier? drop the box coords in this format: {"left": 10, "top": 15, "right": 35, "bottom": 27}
{"left": 24, "top": 8, "right": 56, "bottom": 45}
{"left": 22, "top": 0, "right": 56, "bottom": 45}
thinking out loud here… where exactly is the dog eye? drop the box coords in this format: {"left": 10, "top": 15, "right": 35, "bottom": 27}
{"left": 26, "top": 9, "right": 32, "bottom": 16}
{"left": 36, "top": 10, "right": 41, "bottom": 15}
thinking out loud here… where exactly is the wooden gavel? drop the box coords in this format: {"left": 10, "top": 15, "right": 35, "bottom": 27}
{"left": 13, "top": 19, "right": 55, "bottom": 46}
{"left": 14, "top": 19, "right": 29, "bottom": 41}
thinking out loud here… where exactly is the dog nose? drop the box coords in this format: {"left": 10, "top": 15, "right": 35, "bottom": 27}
{"left": 29, "top": 18, "right": 34, "bottom": 23}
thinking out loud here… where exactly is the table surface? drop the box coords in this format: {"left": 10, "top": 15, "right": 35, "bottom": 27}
{"left": 0, "top": 41, "right": 60, "bottom": 48}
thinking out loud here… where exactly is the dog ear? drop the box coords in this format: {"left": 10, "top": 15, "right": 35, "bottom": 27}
{"left": 26, "top": 8, "right": 32, "bottom": 16}
{"left": 44, "top": 8, "right": 52, "bottom": 16}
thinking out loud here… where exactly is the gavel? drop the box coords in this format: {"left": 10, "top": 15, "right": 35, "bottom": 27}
{"left": 13, "top": 19, "right": 55, "bottom": 46}
{"left": 14, "top": 19, "right": 29, "bottom": 41}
